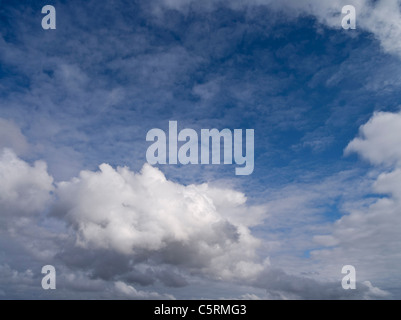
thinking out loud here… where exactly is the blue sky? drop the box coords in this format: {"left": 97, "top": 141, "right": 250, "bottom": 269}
{"left": 1, "top": 0, "right": 401, "bottom": 299}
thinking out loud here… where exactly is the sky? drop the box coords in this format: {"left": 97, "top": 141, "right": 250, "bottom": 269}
{"left": 0, "top": 0, "right": 401, "bottom": 299}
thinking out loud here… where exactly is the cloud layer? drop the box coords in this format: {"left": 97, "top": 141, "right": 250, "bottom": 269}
{"left": 0, "top": 137, "right": 394, "bottom": 299}
{"left": 311, "top": 111, "right": 401, "bottom": 289}
{"left": 1, "top": 0, "right": 401, "bottom": 299}
{"left": 154, "top": 0, "right": 401, "bottom": 58}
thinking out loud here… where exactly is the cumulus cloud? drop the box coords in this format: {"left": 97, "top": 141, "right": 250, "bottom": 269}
{"left": 312, "top": 111, "right": 401, "bottom": 289}
{"left": 0, "top": 148, "right": 54, "bottom": 220}
{"left": 0, "top": 145, "right": 393, "bottom": 299}
{"left": 1, "top": 0, "right": 400, "bottom": 300}
{"left": 53, "top": 163, "right": 266, "bottom": 281}
{"left": 0, "top": 136, "right": 269, "bottom": 297}
{"left": 50, "top": 159, "right": 393, "bottom": 299}
{"left": 345, "top": 111, "right": 401, "bottom": 166}
{"left": 0, "top": 115, "right": 396, "bottom": 299}
{"left": 0, "top": 148, "right": 268, "bottom": 297}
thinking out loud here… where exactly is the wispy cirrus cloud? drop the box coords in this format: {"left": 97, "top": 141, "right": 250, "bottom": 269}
{"left": 152, "top": 0, "right": 401, "bottom": 58}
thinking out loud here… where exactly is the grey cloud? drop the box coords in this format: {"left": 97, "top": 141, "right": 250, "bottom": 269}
{"left": 252, "top": 268, "right": 388, "bottom": 300}
{"left": 0, "top": 148, "right": 54, "bottom": 220}
{"left": 52, "top": 162, "right": 265, "bottom": 281}
{"left": 0, "top": 118, "right": 29, "bottom": 156}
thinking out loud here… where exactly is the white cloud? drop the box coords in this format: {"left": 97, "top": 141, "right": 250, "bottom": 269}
{"left": 0, "top": 119, "right": 396, "bottom": 298}
{"left": 0, "top": 148, "right": 54, "bottom": 219}
{"left": 312, "top": 110, "right": 401, "bottom": 288}
{"left": 345, "top": 111, "right": 401, "bottom": 167}
{"left": 54, "top": 163, "right": 267, "bottom": 281}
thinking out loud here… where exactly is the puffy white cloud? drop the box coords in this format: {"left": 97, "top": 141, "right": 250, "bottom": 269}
{"left": 0, "top": 144, "right": 269, "bottom": 298}
{"left": 54, "top": 163, "right": 267, "bottom": 281}
{"left": 0, "top": 148, "right": 54, "bottom": 219}
{"left": 345, "top": 111, "right": 401, "bottom": 167}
